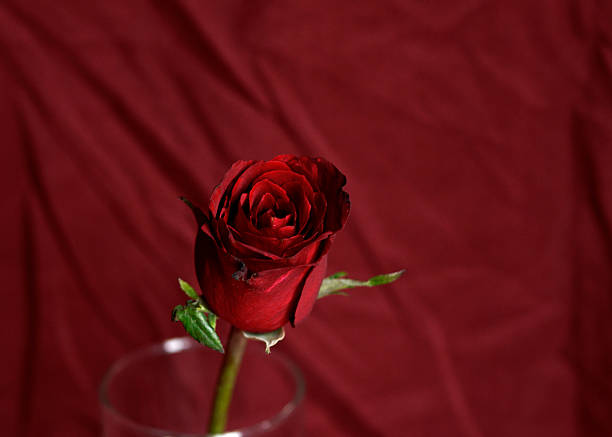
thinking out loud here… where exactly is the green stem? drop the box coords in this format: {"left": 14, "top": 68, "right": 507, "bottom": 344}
{"left": 208, "top": 326, "right": 247, "bottom": 434}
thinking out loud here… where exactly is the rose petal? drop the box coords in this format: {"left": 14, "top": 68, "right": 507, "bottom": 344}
{"left": 209, "top": 160, "right": 255, "bottom": 217}
{"left": 249, "top": 180, "right": 287, "bottom": 211}
{"left": 259, "top": 211, "right": 294, "bottom": 231}
{"left": 280, "top": 180, "right": 312, "bottom": 231}
{"left": 290, "top": 254, "right": 329, "bottom": 326}
{"left": 237, "top": 232, "right": 332, "bottom": 273}
{"left": 301, "top": 192, "right": 327, "bottom": 239}
{"left": 218, "top": 219, "right": 281, "bottom": 260}
{"left": 277, "top": 156, "right": 350, "bottom": 233}
{"left": 239, "top": 192, "right": 249, "bottom": 212}
{"left": 274, "top": 155, "right": 320, "bottom": 189}
{"left": 263, "top": 224, "right": 296, "bottom": 239}
{"left": 283, "top": 230, "right": 333, "bottom": 260}
{"left": 231, "top": 200, "right": 259, "bottom": 235}
{"left": 270, "top": 197, "right": 295, "bottom": 221}
{"left": 195, "top": 228, "right": 312, "bottom": 332}
{"left": 247, "top": 179, "right": 294, "bottom": 229}
{"left": 230, "top": 223, "right": 301, "bottom": 257}
{"left": 254, "top": 170, "right": 314, "bottom": 229}
{"left": 270, "top": 215, "right": 293, "bottom": 229}
{"left": 253, "top": 192, "right": 275, "bottom": 215}
{"left": 312, "top": 158, "right": 350, "bottom": 232}
{"left": 252, "top": 169, "right": 301, "bottom": 187}
{"left": 229, "top": 161, "right": 291, "bottom": 207}
{"left": 256, "top": 209, "right": 275, "bottom": 229}
{"left": 255, "top": 195, "right": 295, "bottom": 230}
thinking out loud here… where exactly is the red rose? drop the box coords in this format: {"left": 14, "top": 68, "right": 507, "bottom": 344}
{"left": 191, "top": 155, "right": 350, "bottom": 332}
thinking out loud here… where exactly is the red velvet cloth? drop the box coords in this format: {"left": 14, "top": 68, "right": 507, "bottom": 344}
{"left": 2, "top": 1, "right": 612, "bottom": 436}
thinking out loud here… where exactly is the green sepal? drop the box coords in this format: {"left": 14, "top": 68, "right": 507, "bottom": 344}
{"left": 178, "top": 278, "right": 199, "bottom": 300}
{"left": 179, "top": 196, "right": 208, "bottom": 226}
{"left": 179, "top": 196, "right": 196, "bottom": 210}
{"left": 172, "top": 300, "right": 223, "bottom": 353}
{"left": 317, "top": 269, "right": 405, "bottom": 299}
{"left": 242, "top": 328, "right": 285, "bottom": 354}
{"left": 177, "top": 278, "right": 214, "bottom": 316}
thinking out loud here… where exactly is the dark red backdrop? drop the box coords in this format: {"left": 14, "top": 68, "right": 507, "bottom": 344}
{"left": 2, "top": 1, "right": 611, "bottom": 436}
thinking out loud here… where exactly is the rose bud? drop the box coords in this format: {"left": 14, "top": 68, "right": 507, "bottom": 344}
{"left": 189, "top": 155, "right": 350, "bottom": 333}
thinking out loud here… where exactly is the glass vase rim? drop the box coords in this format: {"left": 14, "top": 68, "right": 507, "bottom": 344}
{"left": 99, "top": 336, "right": 306, "bottom": 436}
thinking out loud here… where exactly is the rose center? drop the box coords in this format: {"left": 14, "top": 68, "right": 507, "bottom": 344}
{"left": 256, "top": 204, "right": 295, "bottom": 230}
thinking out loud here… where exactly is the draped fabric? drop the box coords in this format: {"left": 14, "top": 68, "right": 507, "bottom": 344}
{"left": 2, "top": 1, "right": 611, "bottom": 436}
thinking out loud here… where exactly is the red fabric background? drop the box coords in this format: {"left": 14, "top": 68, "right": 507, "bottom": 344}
{"left": 2, "top": 1, "right": 612, "bottom": 436}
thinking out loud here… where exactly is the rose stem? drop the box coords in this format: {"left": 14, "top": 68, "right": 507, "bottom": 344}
{"left": 208, "top": 325, "right": 248, "bottom": 434}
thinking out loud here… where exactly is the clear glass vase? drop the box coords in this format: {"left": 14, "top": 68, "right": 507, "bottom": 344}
{"left": 99, "top": 337, "right": 305, "bottom": 436}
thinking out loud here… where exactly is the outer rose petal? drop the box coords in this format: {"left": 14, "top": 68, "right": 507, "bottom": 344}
{"left": 237, "top": 233, "right": 331, "bottom": 272}
{"left": 290, "top": 254, "right": 328, "bottom": 326}
{"left": 209, "top": 160, "right": 257, "bottom": 220}
{"left": 195, "top": 228, "right": 323, "bottom": 332}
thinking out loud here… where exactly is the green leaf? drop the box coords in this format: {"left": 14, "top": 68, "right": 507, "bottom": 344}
{"left": 178, "top": 278, "right": 199, "bottom": 300}
{"left": 172, "top": 303, "right": 224, "bottom": 353}
{"left": 177, "top": 279, "right": 215, "bottom": 314}
{"left": 328, "top": 271, "right": 347, "bottom": 279}
{"left": 207, "top": 310, "right": 217, "bottom": 330}
{"left": 242, "top": 328, "right": 285, "bottom": 354}
{"left": 317, "top": 269, "right": 405, "bottom": 299}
